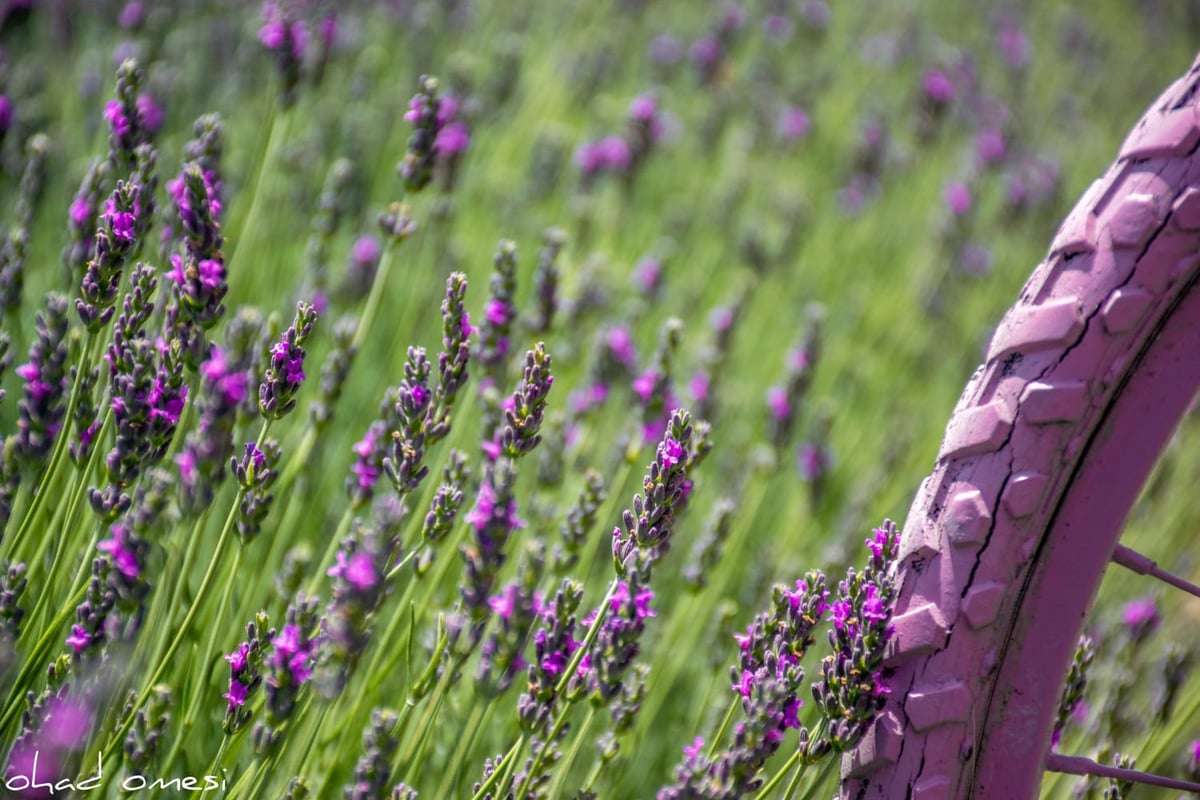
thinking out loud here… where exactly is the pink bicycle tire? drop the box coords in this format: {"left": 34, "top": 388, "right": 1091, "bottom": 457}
{"left": 840, "top": 53, "right": 1200, "bottom": 799}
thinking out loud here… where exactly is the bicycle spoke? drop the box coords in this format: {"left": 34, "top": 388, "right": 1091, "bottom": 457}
{"left": 1111, "top": 544, "right": 1200, "bottom": 600}
{"left": 1045, "top": 753, "right": 1200, "bottom": 792}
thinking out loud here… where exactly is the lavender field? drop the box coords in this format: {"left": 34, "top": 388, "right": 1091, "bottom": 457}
{"left": 0, "top": 1, "right": 1198, "bottom": 797}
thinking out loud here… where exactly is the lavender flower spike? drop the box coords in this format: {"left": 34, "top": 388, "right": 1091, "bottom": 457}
{"left": 344, "top": 709, "right": 401, "bottom": 800}
{"left": 427, "top": 271, "right": 471, "bottom": 444}
{"left": 223, "top": 612, "right": 273, "bottom": 735}
{"left": 232, "top": 440, "right": 281, "bottom": 543}
{"left": 383, "top": 346, "right": 435, "bottom": 495}
{"left": 399, "top": 75, "right": 443, "bottom": 194}
{"left": 478, "top": 240, "right": 518, "bottom": 394}
{"left": 811, "top": 520, "right": 900, "bottom": 753}
{"left": 611, "top": 408, "right": 694, "bottom": 574}
{"left": 259, "top": 301, "right": 318, "bottom": 419}
{"left": 15, "top": 293, "right": 70, "bottom": 466}
{"left": 499, "top": 343, "right": 554, "bottom": 459}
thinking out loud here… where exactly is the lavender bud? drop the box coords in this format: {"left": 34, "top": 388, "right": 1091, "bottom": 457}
{"left": 399, "top": 75, "right": 442, "bottom": 194}
{"left": 259, "top": 1, "right": 307, "bottom": 107}
{"left": 554, "top": 468, "right": 606, "bottom": 574}
{"left": 15, "top": 293, "right": 70, "bottom": 466}
{"left": 223, "top": 612, "right": 273, "bottom": 735}
{"left": 233, "top": 440, "right": 281, "bottom": 542}
{"left": 478, "top": 240, "right": 518, "bottom": 394}
{"left": 259, "top": 301, "right": 317, "bottom": 420}
{"left": 0, "top": 560, "right": 29, "bottom": 640}
{"left": 321, "top": 525, "right": 389, "bottom": 696}
{"left": 309, "top": 315, "right": 357, "bottom": 432}
{"left": 1052, "top": 634, "right": 1095, "bottom": 748}
{"left": 382, "top": 347, "right": 434, "bottom": 495}
{"left": 526, "top": 228, "right": 566, "bottom": 334}
{"left": 497, "top": 343, "right": 554, "bottom": 459}
{"left": 344, "top": 708, "right": 400, "bottom": 800}
{"left": 611, "top": 409, "right": 694, "bottom": 574}
{"left": 123, "top": 685, "right": 170, "bottom": 771}
{"left": 254, "top": 596, "right": 319, "bottom": 753}
{"left": 428, "top": 271, "right": 472, "bottom": 444}
{"left": 419, "top": 449, "right": 469, "bottom": 548}
{"left": 682, "top": 497, "right": 736, "bottom": 591}
{"left": 376, "top": 201, "right": 418, "bottom": 242}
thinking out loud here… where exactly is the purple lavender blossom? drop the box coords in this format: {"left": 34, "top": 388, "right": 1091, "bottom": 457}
{"left": 344, "top": 709, "right": 401, "bottom": 800}
{"left": 232, "top": 439, "right": 280, "bottom": 542}
{"left": 452, "top": 457, "right": 526, "bottom": 650}
{"left": 777, "top": 106, "right": 811, "bottom": 141}
{"left": 15, "top": 294, "right": 69, "bottom": 466}
{"left": 632, "top": 318, "right": 682, "bottom": 443}
{"left": 259, "top": 302, "right": 317, "bottom": 419}
{"left": 347, "top": 420, "right": 387, "bottom": 509}
{"left": 1121, "top": 596, "right": 1160, "bottom": 643}
{"left": 321, "top": 527, "right": 389, "bottom": 696}
{"left": 496, "top": 343, "right": 554, "bottom": 459}
{"left": 382, "top": 346, "right": 435, "bottom": 495}
{"left": 177, "top": 345, "right": 249, "bottom": 513}
{"left": 78, "top": 181, "right": 142, "bottom": 332}
{"left": 254, "top": 597, "right": 318, "bottom": 753}
{"left": 106, "top": 59, "right": 153, "bottom": 167}
{"left": 1052, "top": 634, "right": 1094, "bottom": 749}
{"left": 477, "top": 240, "right": 518, "bottom": 396}
{"left": 611, "top": 409, "right": 694, "bottom": 573}
{"left": 399, "top": 75, "right": 443, "bottom": 194}
{"left": 811, "top": 521, "right": 899, "bottom": 752}
{"left": 62, "top": 158, "right": 111, "bottom": 279}
{"left": 519, "top": 578, "right": 584, "bottom": 734}
{"left": 478, "top": 544, "right": 546, "bottom": 695}
{"left": 526, "top": 228, "right": 566, "bottom": 334}
{"left": 217, "top": 614, "right": 273, "bottom": 729}
{"left": 92, "top": 332, "right": 187, "bottom": 521}
{"left": 260, "top": 0, "right": 308, "bottom": 106}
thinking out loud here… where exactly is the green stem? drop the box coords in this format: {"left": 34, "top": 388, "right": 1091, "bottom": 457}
{"left": 707, "top": 698, "right": 739, "bottom": 759}
{"left": 435, "top": 701, "right": 487, "bottom": 798}
{"left": 551, "top": 706, "right": 596, "bottom": 797}
{"left": 471, "top": 736, "right": 523, "bottom": 800}
{"left": 195, "top": 736, "right": 230, "bottom": 800}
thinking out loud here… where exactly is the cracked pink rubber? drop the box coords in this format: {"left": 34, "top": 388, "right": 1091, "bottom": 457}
{"left": 840, "top": 54, "right": 1200, "bottom": 799}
